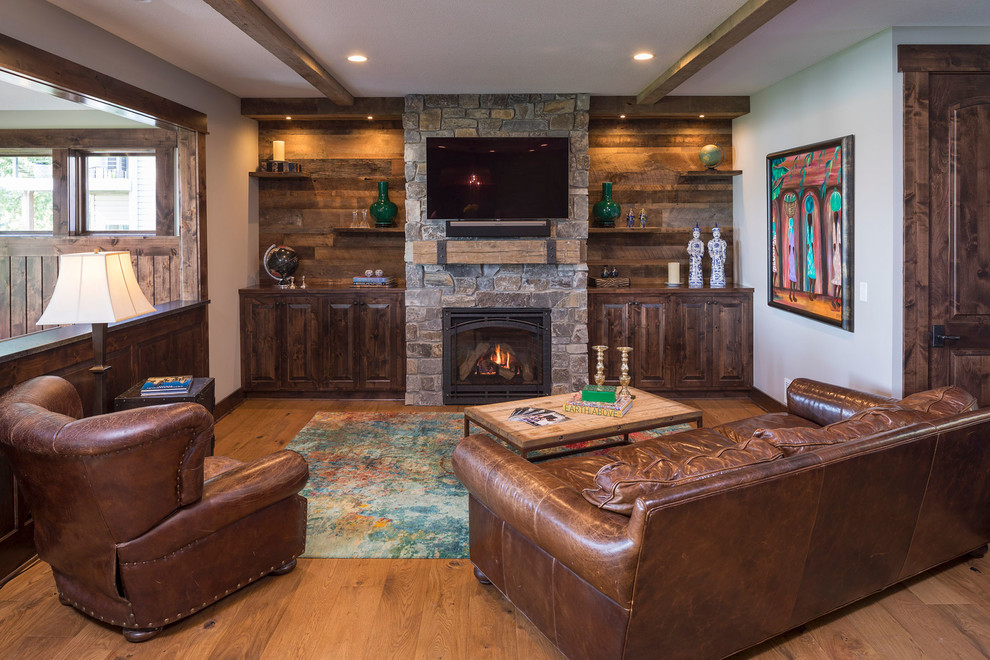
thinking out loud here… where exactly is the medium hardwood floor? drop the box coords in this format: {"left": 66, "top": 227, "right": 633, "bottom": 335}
{"left": 2, "top": 397, "right": 989, "bottom": 659}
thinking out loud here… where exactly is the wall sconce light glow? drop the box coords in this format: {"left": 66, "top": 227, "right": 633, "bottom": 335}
{"left": 633, "top": 52, "right": 654, "bottom": 61}
{"left": 347, "top": 55, "right": 368, "bottom": 63}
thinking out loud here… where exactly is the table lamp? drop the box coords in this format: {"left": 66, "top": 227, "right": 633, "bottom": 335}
{"left": 37, "top": 250, "right": 156, "bottom": 416}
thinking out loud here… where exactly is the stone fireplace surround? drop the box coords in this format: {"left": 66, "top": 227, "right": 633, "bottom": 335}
{"left": 403, "top": 93, "right": 590, "bottom": 406}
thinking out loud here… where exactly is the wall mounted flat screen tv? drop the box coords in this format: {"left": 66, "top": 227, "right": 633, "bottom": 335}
{"left": 427, "top": 137, "right": 568, "bottom": 236}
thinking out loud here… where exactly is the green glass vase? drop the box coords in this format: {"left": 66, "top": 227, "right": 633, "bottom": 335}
{"left": 369, "top": 181, "right": 398, "bottom": 228}
{"left": 592, "top": 181, "right": 621, "bottom": 228}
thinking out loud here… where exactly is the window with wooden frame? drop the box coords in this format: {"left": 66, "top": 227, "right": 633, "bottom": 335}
{"left": 0, "top": 129, "right": 177, "bottom": 237}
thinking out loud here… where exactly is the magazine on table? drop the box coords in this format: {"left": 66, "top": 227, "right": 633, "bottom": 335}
{"left": 140, "top": 375, "right": 193, "bottom": 396}
{"left": 507, "top": 406, "right": 570, "bottom": 426}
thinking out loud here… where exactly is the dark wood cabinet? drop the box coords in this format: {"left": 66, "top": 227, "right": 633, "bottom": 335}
{"left": 589, "top": 288, "right": 752, "bottom": 393}
{"left": 239, "top": 288, "right": 405, "bottom": 396}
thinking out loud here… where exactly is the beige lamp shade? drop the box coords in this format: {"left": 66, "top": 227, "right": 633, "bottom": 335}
{"left": 37, "top": 251, "right": 156, "bottom": 326}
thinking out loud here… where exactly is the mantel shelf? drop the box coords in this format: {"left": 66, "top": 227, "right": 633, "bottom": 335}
{"left": 248, "top": 172, "right": 309, "bottom": 179}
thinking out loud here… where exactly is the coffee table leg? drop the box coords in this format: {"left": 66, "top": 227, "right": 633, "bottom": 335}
{"left": 464, "top": 417, "right": 471, "bottom": 436}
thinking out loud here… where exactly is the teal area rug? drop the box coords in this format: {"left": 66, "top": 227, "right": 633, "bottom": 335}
{"left": 287, "top": 411, "right": 691, "bottom": 559}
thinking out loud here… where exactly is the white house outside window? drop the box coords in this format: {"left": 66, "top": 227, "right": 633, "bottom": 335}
{"left": 0, "top": 154, "right": 54, "bottom": 233}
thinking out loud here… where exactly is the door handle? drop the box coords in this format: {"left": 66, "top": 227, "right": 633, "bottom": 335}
{"left": 932, "top": 324, "right": 961, "bottom": 348}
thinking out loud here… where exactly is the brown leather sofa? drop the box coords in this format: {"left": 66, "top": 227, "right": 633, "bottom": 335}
{"left": 0, "top": 375, "right": 309, "bottom": 642}
{"left": 453, "top": 379, "right": 989, "bottom": 659}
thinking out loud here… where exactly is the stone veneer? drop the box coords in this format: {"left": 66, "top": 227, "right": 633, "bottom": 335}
{"left": 403, "top": 93, "right": 590, "bottom": 405}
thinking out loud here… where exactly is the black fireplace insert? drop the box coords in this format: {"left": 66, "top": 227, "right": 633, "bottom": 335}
{"left": 442, "top": 307, "right": 551, "bottom": 405}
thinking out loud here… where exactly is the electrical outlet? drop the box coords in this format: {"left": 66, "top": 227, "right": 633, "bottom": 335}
{"left": 784, "top": 377, "right": 793, "bottom": 393}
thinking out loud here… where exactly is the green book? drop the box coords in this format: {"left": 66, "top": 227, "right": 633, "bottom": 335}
{"left": 581, "top": 385, "right": 617, "bottom": 403}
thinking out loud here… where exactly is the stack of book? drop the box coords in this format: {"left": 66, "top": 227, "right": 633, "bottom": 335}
{"left": 140, "top": 375, "right": 193, "bottom": 397}
{"left": 563, "top": 391, "right": 633, "bottom": 417}
{"left": 351, "top": 276, "right": 396, "bottom": 288}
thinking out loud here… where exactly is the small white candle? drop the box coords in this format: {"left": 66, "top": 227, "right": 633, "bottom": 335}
{"left": 668, "top": 261, "right": 680, "bottom": 285}
{"left": 272, "top": 140, "right": 285, "bottom": 162}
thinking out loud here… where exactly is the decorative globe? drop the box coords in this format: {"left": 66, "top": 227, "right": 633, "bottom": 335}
{"left": 699, "top": 144, "right": 724, "bottom": 169}
{"left": 263, "top": 244, "right": 299, "bottom": 287}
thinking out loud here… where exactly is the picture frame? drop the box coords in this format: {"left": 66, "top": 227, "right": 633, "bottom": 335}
{"left": 767, "top": 135, "right": 854, "bottom": 331}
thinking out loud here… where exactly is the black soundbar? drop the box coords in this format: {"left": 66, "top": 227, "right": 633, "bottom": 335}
{"left": 445, "top": 220, "right": 551, "bottom": 238}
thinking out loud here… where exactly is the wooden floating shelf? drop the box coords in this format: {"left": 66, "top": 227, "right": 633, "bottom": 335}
{"left": 334, "top": 226, "right": 404, "bottom": 235}
{"left": 681, "top": 169, "right": 742, "bottom": 176}
{"left": 248, "top": 172, "right": 309, "bottom": 179}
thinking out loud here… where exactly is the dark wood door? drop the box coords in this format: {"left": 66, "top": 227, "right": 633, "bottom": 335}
{"left": 588, "top": 296, "right": 634, "bottom": 385}
{"left": 325, "top": 296, "right": 359, "bottom": 389}
{"left": 281, "top": 297, "right": 323, "bottom": 390}
{"left": 357, "top": 293, "right": 404, "bottom": 391}
{"left": 672, "top": 296, "right": 711, "bottom": 390}
{"left": 928, "top": 73, "right": 990, "bottom": 406}
{"left": 241, "top": 294, "right": 280, "bottom": 389}
{"left": 631, "top": 297, "right": 671, "bottom": 390}
{"left": 711, "top": 295, "right": 752, "bottom": 388}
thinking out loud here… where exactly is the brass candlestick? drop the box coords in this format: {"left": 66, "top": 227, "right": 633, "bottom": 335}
{"left": 617, "top": 346, "right": 632, "bottom": 398}
{"left": 592, "top": 345, "right": 608, "bottom": 386}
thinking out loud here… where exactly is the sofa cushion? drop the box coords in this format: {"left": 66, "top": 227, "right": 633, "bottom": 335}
{"left": 713, "top": 413, "right": 820, "bottom": 444}
{"left": 898, "top": 386, "right": 977, "bottom": 416}
{"left": 582, "top": 434, "right": 783, "bottom": 515}
{"left": 755, "top": 406, "right": 934, "bottom": 454}
{"left": 542, "top": 429, "right": 737, "bottom": 493}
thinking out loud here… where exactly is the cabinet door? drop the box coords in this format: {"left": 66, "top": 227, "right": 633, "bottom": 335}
{"left": 711, "top": 295, "right": 753, "bottom": 388}
{"left": 282, "top": 297, "right": 323, "bottom": 390}
{"left": 357, "top": 293, "right": 405, "bottom": 391}
{"left": 631, "top": 297, "right": 671, "bottom": 390}
{"left": 325, "top": 297, "right": 359, "bottom": 389}
{"left": 588, "top": 296, "right": 633, "bottom": 384}
{"left": 241, "top": 294, "right": 280, "bottom": 390}
{"left": 672, "top": 296, "right": 712, "bottom": 389}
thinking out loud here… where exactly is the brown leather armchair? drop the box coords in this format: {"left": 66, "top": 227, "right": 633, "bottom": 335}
{"left": 0, "top": 375, "right": 309, "bottom": 642}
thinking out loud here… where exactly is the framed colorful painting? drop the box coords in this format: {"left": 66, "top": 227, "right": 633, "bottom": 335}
{"left": 767, "top": 136, "right": 854, "bottom": 331}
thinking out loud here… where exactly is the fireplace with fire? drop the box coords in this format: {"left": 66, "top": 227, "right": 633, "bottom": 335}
{"left": 442, "top": 307, "right": 551, "bottom": 404}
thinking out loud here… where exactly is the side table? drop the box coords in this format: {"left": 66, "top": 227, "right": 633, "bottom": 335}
{"left": 114, "top": 377, "right": 216, "bottom": 455}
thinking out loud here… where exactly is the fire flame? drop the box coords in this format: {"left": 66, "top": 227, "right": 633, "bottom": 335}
{"left": 476, "top": 343, "right": 517, "bottom": 375}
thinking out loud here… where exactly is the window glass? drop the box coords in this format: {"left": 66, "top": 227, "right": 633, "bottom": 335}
{"left": 85, "top": 153, "right": 156, "bottom": 232}
{"left": 0, "top": 155, "right": 54, "bottom": 233}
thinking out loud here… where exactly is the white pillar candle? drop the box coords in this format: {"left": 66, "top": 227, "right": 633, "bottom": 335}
{"left": 272, "top": 140, "right": 285, "bottom": 161}
{"left": 668, "top": 261, "right": 680, "bottom": 285}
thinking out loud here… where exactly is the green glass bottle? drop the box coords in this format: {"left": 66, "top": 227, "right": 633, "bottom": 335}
{"left": 369, "top": 181, "right": 398, "bottom": 228}
{"left": 592, "top": 181, "right": 621, "bottom": 228}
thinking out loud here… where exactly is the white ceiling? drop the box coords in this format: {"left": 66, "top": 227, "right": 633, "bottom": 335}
{"left": 43, "top": 0, "right": 990, "bottom": 101}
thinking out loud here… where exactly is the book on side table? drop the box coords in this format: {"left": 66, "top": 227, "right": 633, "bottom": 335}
{"left": 140, "top": 375, "right": 193, "bottom": 397}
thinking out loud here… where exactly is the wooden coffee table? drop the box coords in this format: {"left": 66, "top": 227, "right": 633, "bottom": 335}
{"left": 463, "top": 387, "right": 703, "bottom": 460}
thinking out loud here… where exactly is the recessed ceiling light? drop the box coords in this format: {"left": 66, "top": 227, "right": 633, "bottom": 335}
{"left": 698, "top": 114, "right": 705, "bottom": 118}
{"left": 285, "top": 116, "right": 292, "bottom": 120}
{"left": 347, "top": 55, "right": 367, "bottom": 63}
{"left": 367, "top": 116, "right": 374, "bottom": 120}
{"left": 633, "top": 52, "right": 654, "bottom": 61}
{"left": 619, "top": 114, "right": 626, "bottom": 119}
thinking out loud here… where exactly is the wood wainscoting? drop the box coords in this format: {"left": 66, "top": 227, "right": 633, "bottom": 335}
{"left": 0, "top": 300, "right": 210, "bottom": 583}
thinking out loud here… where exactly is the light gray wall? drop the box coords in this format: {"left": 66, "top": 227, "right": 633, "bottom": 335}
{"left": 733, "top": 31, "right": 899, "bottom": 402}
{"left": 734, "top": 28, "right": 990, "bottom": 404}
{"left": 3, "top": 0, "right": 258, "bottom": 401}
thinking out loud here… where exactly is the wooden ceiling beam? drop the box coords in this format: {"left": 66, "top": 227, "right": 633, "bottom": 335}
{"left": 637, "top": 0, "right": 798, "bottom": 105}
{"left": 591, "top": 95, "right": 749, "bottom": 119}
{"left": 203, "top": 0, "right": 354, "bottom": 105}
